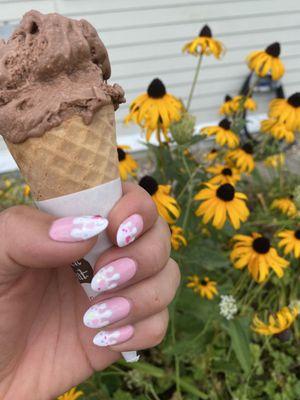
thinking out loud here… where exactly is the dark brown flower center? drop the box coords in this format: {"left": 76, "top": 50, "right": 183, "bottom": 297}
{"left": 216, "top": 183, "right": 235, "bottom": 201}
{"left": 224, "top": 95, "right": 232, "bottom": 102}
{"left": 276, "top": 329, "right": 292, "bottom": 342}
{"left": 242, "top": 143, "right": 254, "bottom": 154}
{"left": 200, "top": 279, "right": 208, "bottom": 286}
{"left": 199, "top": 24, "right": 212, "bottom": 38}
{"left": 252, "top": 237, "right": 271, "bottom": 254}
{"left": 210, "top": 148, "right": 217, "bottom": 154}
{"left": 117, "top": 148, "right": 126, "bottom": 161}
{"left": 147, "top": 78, "right": 166, "bottom": 99}
{"left": 139, "top": 175, "right": 158, "bottom": 196}
{"left": 265, "top": 42, "right": 280, "bottom": 58}
{"left": 287, "top": 93, "right": 300, "bottom": 108}
{"left": 294, "top": 230, "right": 300, "bottom": 240}
{"left": 219, "top": 118, "right": 231, "bottom": 130}
{"left": 222, "top": 168, "right": 232, "bottom": 176}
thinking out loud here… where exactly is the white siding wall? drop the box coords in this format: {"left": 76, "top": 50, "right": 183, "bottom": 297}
{"left": 0, "top": 0, "right": 299, "bottom": 169}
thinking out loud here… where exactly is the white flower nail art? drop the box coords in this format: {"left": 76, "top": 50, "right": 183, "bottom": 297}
{"left": 93, "top": 325, "right": 134, "bottom": 347}
{"left": 116, "top": 214, "right": 143, "bottom": 247}
{"left": 71, "top": 215, "right": 108, "bottom": 240}
{"left": 92, "top": 265, "right": 120, "bottom": 292}
{"left": 83, "top": 297, "right": 131, "bottom": 329}
{"left": 94, "top": 330, "right": 121, "bottom": 346}
{"left": 84, "top": 303, "right": 113, "bottom": 328}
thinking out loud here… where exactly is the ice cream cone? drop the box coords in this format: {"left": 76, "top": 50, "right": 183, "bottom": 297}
{"left": 6, "top": 104, "right": 119, "bottom": 201}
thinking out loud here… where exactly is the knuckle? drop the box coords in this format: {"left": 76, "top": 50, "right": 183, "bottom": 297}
{"left": 168, "top": 258, "right": 181, "bottom": 292}
{"left": 0, "top": 206, "right": 27, "bottom": 262}
{"left": 149, "top": 312, "right": 169, "bottom": 346}
{"left": 145, "top": 235, "right": 170, "bottom": 275}
{"left": 145, "top": 193, "right": 159, "bottom": 220}
{"left": 158, "top": 216, "right": 171, "bottom": 239}
{"left": 147, "top": 283, "right": 164, "bottom": 311}
{"left": 0, "top": 205, "right": 26, "bottom": 235}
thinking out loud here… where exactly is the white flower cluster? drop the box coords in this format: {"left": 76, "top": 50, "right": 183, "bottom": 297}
{"left": 219, "top": 295, "right": 238, "bottom": 320}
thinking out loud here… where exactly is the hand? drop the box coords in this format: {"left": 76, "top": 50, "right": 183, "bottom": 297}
{"left": 0, "top": 183, "right": 180, "bottom": 400}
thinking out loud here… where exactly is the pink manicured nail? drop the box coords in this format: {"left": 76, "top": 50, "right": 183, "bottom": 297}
{"left": 91, "top": 258, "right": 137, "bottom": 293}
{"left": 83, "top": 297, "right": 131, "bottom": 328}
{"left": 49, "top": 215, "right": 108, "bottom": 242}
{"left": 93, "top": 325, "right": 134, "bottom": 347}
{"left": 116, "top": 214, "right": 143, "bottom": 247}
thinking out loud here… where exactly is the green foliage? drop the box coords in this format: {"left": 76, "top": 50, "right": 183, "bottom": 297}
{"left": 2, "top": 33, "right": 300, "bottom": 400}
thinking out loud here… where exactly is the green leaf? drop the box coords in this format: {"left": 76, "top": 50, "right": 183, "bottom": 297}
{"left": 222, "top": 317, "right": 252, "bottom": 374}
{"left": 119, "top": 360, "right": 165, "bottom": 378}
{"left": 113, "top": 390, "right": 133, "bottom": 400}
{"left": 179, "top": 377, "right": 209, "bottom": 399}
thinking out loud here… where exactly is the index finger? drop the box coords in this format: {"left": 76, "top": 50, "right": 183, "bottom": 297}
{"left": 107, "top": 182, "right": 158, "bottom": 247}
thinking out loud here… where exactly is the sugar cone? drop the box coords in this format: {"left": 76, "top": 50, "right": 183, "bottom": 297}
{"left": 5, "top": 104, "right": 119, "bottom": 201}
{"left": 6, "top": 103, "right": 139, "bottom": 363}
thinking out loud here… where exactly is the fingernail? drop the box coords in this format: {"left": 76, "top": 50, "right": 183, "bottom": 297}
{"left": 83, "top": 297, "right": 131, "bottom": 328}
{"left": 49, "top": 215, "right": 108, "bottom": 242}
{"left": 93, "top": 325, "right": 134, "bottom": 347}
{"left": 91, "top": 258, "right": 137, "bottom": 293}
{"left": 116, "top": 214, "right": 143, "bottom": 247}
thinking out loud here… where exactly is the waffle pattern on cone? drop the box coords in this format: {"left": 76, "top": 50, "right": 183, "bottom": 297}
{"left": 7, "top": 105, "right": 119, "bottom": 201}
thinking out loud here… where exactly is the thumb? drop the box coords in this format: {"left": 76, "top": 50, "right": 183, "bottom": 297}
{"left": 0, "top": 205, "right": 108, "bottom": 277}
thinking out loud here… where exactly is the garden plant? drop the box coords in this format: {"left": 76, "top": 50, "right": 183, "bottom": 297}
{"left": 1, "top": 25, "right": 300, "bottom": 400}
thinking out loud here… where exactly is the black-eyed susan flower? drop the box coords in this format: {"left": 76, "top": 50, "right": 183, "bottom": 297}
{"left": 204, "top": 148, "right": 218, "bottom": 162}
{"left": 252, "top": 306, "right": 298, "bottom": 336}
{"left": 139, "top": 175, "right": 180, "bottom": 224}
{"left": 117, "top": 145, "right": 138, "bottom": 180}
{"left": 261, "top": 119, "right": 295, "bottom": 143}
{"left": 219, "top": 95, "right": 235, "bottom": 115}
{"left": 232, "top": 95, "right": 257, "bottom": 112}
{"left": 226, "top": 143, "right": 255, "bottom": 173}
{"left": 206, "top": 164, "right": 241, "bottom": 186}
{"left": 219, "top": 95, "right": 257, "bottom": 115}
{"left": 271, "top": 197, "right": 297, "bottom": 218}
{"left": 171, "top": 225, "right": 187, "bottom": 250}
{"left": 124, "top": 78, "right": 182, "bottom": 143}
{"left": 183, "top": 25, "right": 225, "bottom": 59}
{"left": 201, "top": 119, "right": 239, "bottom": 149}
{"left": 264, "top": 153, "right": 285, "bottom": 168}
{"left": 57, "top": 387, "right": 83, "bottom": 400}
{"left": 278, "top": 229, "right": 300, "bottom": 258}
{"left": 231, "top": 233, "right": 289, "bottom": 282}
{"left": 194, "top": 183, "right": 249, "bottom": 229}
{"left": 187, "top": 275, "right": 218, "bottom": 299}
{"left": 246, "top": 42, "right": 285, "bottom": 80}
{"left": 268, "top": 93, "right": 300, "bottom": 131}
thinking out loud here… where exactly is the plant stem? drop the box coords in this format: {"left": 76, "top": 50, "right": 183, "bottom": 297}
{"left": 186, "top": 54, "right": 203, "bottom": 111}
{"left": 243, "top": 336, "right": 271, "bottom": 396}
{"left": 148, "top": 384, "right": 161, "bottom": 400}
{"left": 181, "top": 153, "right": 194, "bottom": 231}
{"left": 232, "top": 270, "right": 249, "bottom": 297}
{"left": 171, "top": 288, "right": 182, "bottom": 399}
{"left": 177, "top": 164, "right": 202, "bottom": 201}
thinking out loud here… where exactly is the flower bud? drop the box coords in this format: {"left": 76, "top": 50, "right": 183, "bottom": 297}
{"left": 169, "top": 113, "right": 196, "bottom": 144}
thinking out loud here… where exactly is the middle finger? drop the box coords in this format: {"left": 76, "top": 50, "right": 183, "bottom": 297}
{"left": 90, "top": 217, "right": 171, "bottom": 295}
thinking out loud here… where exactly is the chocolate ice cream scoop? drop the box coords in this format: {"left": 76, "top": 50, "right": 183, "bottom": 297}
{"left": 0, "top": 10, "right": 125, "bottom": 143}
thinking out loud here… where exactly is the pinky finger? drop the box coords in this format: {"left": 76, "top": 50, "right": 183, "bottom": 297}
{"left": 93, "top": 309, "right": 169, "bottom": 351}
